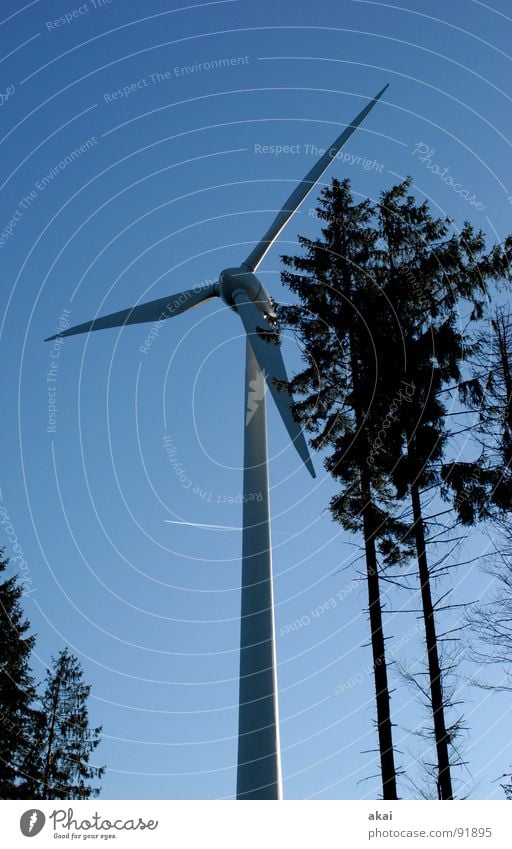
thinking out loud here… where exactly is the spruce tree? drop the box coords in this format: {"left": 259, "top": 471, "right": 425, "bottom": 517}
{"left": 0, "top": 549, "right": 37, "bottom": 798}
{"left": 442, "top": 307, "right": 512, "bottom": 797}
{"left": 347, "top": 181, "right": 504, "bottom": 798}
{"left": 279, "top": 178, "right": 404, "bottom": 799}
{"left": 279, "top": 177, "right": 506, "bottom": 799}
{"left": 442, "top": 306, "right": 512, "bottom": 521}
{"left": 21, "top": 648, "right": 104, "bottom": 800}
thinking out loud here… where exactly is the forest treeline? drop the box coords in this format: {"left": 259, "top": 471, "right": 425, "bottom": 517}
{"left": 0, "top": 550, "right": 104, "bottom": 799}
{"left": 277, "top": 176, "right": 512, "bottom": 799}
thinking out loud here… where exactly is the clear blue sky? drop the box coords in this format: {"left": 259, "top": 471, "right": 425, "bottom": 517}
{"left": 1, "top": 0, "right": 511, "bottom": 799}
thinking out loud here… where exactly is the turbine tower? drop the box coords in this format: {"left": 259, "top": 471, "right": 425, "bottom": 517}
{"left": 46, "top": 84, "right": 388, "bottom": 800}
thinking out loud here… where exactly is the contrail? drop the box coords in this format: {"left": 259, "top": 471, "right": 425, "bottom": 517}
{"left": 165, "top": 520, "right": 242, "bottom": 531}
{"left": 44, "top": 84, "right": 387, "bottom": 801}
{"left": 164, "top": 519, "right": 287, "bottom": 534}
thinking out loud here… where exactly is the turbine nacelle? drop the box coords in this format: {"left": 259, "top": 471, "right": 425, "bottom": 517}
{"left": 44, "top": 84, "right": 389, "bottom": 482}
{"left": 219, "top": 265, "right": 276, "bottom": 320}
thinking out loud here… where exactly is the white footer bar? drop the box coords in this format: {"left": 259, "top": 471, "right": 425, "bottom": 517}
{"left": 3, "top": 800, "right": 510, "bottom": 848}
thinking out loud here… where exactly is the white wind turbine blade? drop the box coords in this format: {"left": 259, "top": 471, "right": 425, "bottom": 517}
{"left": 45, "top": 283, "right": 217, "bottom": 341}
{"left": 233, "top": 289, "right": 315, "bottom": 478}
{"left": 243, "top": 84, "right": 389, "bottom": 272}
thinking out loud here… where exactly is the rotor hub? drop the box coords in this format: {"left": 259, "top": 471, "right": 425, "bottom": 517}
{"left": 219, "top": 265, "right": 275, "bottom": 318}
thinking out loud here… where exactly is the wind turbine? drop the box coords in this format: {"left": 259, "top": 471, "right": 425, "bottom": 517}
{"left": 46, "top": 84, "right": 388, "bottom": 800}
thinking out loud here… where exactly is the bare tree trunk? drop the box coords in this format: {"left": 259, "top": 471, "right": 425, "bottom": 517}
{"left": 361, "top": 469, "right": 399, "bottom": 799}
{"left": 410, "top": 480, "right": 453, "bottom": 799}
{"left": 41, "top": 680, "right": 60, "bottom": 800}
{"left": 348, "top": 320, "right": 398, "bottom": 799}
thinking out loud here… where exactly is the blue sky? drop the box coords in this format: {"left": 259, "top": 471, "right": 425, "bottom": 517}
{"left": 1, "top": 0, "right": 511, "bottom": 799}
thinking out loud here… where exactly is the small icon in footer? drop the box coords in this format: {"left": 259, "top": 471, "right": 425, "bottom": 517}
{"left": 20, "top": 810, "right": 46, "bottom": 837}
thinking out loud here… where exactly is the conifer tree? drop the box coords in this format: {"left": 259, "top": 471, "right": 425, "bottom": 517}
{"left": 0, "top": 550, "right": 37, "bottom": 798}
{"left": 442, "top": 306, "right": 512, "bottom": 521}
{"left": 279, "top": 177, "right": 506, "bottom": 799}
{"left": 442, "top": 307, "right": 512, "bottom": 797}
{"left": 21, "top": 648, "right": 104, "bottom": 800}
{"left": 279, "top": 179, "right": 403, "bottom": 799}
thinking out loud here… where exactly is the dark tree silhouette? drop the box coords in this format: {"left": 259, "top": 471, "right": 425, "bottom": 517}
{"left": 370, "top": 182, "right": 478, "bottom": 799}
{"left": 442, "top": 307, "right": 512, "bottom": 797}
{"left": 348, "top": 181, "right": 505, "bottom": 799}
{"left": 279, "top": 178, "right": 407, "bottom": 799}
{"left": 442, "top": 306, "right": 512, "bottom": 522}
{"left": 0, "top": 550, "right": 37, "bottom": 798}
{"left": 21, "top": 648, "right": 104, "bottom": 800}
{"left": 279, "top": 177, "right": 507, "bottom": 799}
